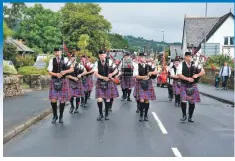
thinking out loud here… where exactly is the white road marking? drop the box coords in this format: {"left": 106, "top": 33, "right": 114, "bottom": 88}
{"left": 152, "top": 112, "right": 168, "bottom": 134}
{"left": 171, "top": 147, "right": 182, "bottom": 157}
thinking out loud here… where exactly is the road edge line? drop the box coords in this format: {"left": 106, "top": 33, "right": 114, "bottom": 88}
{"left": 199, "top": 92, "right": 234, "bottom": 106}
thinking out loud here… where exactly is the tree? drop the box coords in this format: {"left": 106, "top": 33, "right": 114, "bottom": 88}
{"left": 4, "top": 3, "right": 26, "bottom": 31}
{"left": 3, "top": 22, "right": 13, "bottom": 40}
{"left": 77, "top": 34, "right": 92, "bottom": 57}
{"left": 108, "top": 33, "right": 128, "bottom": 49}
{"left": 14, "top": 4, "right": 62, "bottom": 53}
{"left": 60, "top": 3, "right": 112, "bottom": 56}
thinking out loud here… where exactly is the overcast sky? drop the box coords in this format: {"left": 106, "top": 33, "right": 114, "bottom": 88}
{"left": 8, "top": 3, "right": 235, "bottom": 43}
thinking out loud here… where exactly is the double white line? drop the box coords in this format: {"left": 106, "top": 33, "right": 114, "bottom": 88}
{"left": 151, "top": 112, "right": 182, "bottom": 157}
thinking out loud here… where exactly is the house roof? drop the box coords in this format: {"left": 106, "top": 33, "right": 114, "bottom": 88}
{"left": 5, "top": 37, "right": 35, "bottom": 53}
{"left": 169, "top": 44, "right": 182, "bottom": 57}
{"left": 196, "top": 12, "right": 234, "bottom": 51}
{"left": 181, "top": 11, "right": 234, "bottom": 50}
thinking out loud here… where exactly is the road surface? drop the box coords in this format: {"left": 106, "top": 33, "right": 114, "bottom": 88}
{"left": 3, "top": 86, "right": 234, "bottom": 157}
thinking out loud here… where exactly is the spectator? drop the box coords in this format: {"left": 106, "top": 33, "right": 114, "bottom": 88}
{"left": 214, "top": 72, "right": 220, "bottom": 89}
{"left": 219, "top": 62, "right": 231, "bottom": 90}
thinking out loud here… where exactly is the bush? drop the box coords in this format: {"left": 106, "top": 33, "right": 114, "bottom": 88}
{"left": 18, "top": 66, "right": 48, "bottom": 76}
{"left": 206, "top": 55, "right": 234, "bottom": 69}
{"left": 3, "top": 42, "right": 18, "bottom": 65}
{"left": 3, "top": 61, "right": 18, "bottom": 75}
{"left": 15, "top": 54, "right": 35, "bottom": 68}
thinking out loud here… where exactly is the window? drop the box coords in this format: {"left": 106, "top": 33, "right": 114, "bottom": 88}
{"left": 230, "top": 37, "right": 234, "bottom": 45}
{"left": 201, "top": 43, "right": 220, "bottom": 56}
{"left": 224, "top": 37, "right": 228, "bottom": 45}
{"left": 224, "top": 36, "right": 234, "bottom": 46}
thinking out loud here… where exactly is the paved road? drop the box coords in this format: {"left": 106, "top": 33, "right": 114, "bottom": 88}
{"left": 3, "top": 85, "right": 234, "bottom": 157}
{"left": 3, "top": 89, "right": 50, "bottom": 135}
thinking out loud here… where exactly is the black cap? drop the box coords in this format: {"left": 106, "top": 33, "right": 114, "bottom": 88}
{"left": 54, "top": 48, "right": 60, "bottom": 52}
{"left": 139, "top": 52, "right": 147, "bottom": 56}
{"left": 124, "top": 52, "right": 131, "bottom": 56}
{"left": 185, "top": 52, "right": 192, "bottom": 56}
{"left": 98, "top": 50, "right": 106, "bottom": 55}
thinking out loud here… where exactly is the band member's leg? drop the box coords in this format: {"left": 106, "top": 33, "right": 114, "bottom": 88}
{"left": 139, "top": 99, "right": 145, "bottom": 122}
{"left": 51, "top": 99, "right": 58, "bottom": 124}
{"left": 127, "top": 88, "right": 132, "bottom": 101}
{"left": 70, "top": 97, "right": 74, "bottom": 113}
{"left": 180, "top": 102, "right": 187, "bottom": 121}
{"left": 84, "top": 91, "right": 89, "bottom": 107}
{"left": 136, "top": 100, "right": 140, "bottom": 113}
{"left": 74, "top": 97, "right": 80, "bottom": 113}
{"left": 97, "top": 98, "right": 104, "bottom": 121}
{"left": 81, "top": 97, "right": 84, "bottom": 107}
{"left": 188, "top": 103, "right": 195, "bottom": 122}
{"left": 104, "top": 99, "right": 110, "bottom": 120}
{"left": 109, "top": 98, "right": 114, "bottom": 112}
{"left": 144, "top": 100, "right": 149, "bottom": 121}
{"left": 168, "top": 85, "right": 173, "bottom": 101}
{"left": 59, "top": 102, "right": 65, "bottom": 123}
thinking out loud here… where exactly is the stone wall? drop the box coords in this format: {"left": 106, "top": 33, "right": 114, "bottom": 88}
{"left": 28, "top": 75, "right": 51, "bottom": 90}
{"left": 3, "top": 75, "right": 24, "bottom": 98}
{"left": 200, "top": 68, "right": 234, "bottom": 89}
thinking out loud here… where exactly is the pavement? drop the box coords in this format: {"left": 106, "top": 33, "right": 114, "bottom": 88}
{"left": 198, "top": 83, "right": 234, "bottom": 105}
{"left": 3, "top": 89, "right": 51, "bottom": 135}
{"left": 3, "top": 84, "right": 234, "bottom": 157}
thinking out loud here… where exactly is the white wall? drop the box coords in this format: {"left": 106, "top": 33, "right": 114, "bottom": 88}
{"left": 182, "top": 29, "right": 187, "bottom": 55}
{"left": 206, "top": 15, "right": 234, "bottom": 58}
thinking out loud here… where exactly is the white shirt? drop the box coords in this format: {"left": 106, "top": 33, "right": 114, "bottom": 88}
{"left": 219, "top": 65, "right": 231, "bottom": 77}
{"left": 93, "top": 59, "right": 116, "bottom": 72}
{"left": 47, "top": 56, "right": 69, "bottom": 72}
{"left": 177, "top": 61, "right": 204, "bottom": 75}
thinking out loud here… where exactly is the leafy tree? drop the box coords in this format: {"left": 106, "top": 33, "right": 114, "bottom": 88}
{"left": 3, "top": 22, "right": 13, "bottom": 39}
{"left": 14, "top": 4, "right": 62, "bottom": 53}
{"left": 60, "top": 3, "right": 112, "bottom": 56}
{"left": 108, "top": 33, "right": 128, "bottom": 49}
{"left": 4, "top": 3, "right": 26, "bottom": 31}
{"left": 3, "top": 42, "right": 18, "bottom": 64}
{"left": 77, "top": 34, "right": 92, "bottom": 57}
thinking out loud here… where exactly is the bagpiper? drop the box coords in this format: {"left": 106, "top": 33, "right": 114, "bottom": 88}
{"left": 85, "top": 56, "right": 94, "bottom": 99}
{"left": 93, "top": 50, "right": 119, "bottom": 121}
{"left": 80, "top": 55, "right": 93, "bottom": 107}
{"left": 119, "top": 52, "right": 135, "bottom": 101}
{"left": 133, "top": 52, "right": 157, "bottom": 121}
{"left": 169, "top": 58, "right": 181, "bottom": 107}
{"left": 66, "top": 53, "right": 87, "bottom": 113}
{"left": 177, "top": 52, "right": 205, "bottom": 122}
{"left": 47, "top": 47, "right": 74, "bottom": 124}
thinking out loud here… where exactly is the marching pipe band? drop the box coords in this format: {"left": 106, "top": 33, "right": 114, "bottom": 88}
{"left": 47, "top": 47, "right": 205, "bottom": 124}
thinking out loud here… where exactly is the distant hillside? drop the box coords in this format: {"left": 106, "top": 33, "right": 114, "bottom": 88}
{"left": 124, "top": 35, "right": 181, "bottom": 52}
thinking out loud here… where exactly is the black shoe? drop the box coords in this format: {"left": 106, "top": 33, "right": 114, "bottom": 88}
{"left": 169, "top": 98, "right": 172, "bottom": 101}
{"left": 59, "top": 116, "right": 63, "bottom": 123}
{"left": 69, "top": 106, "right": 74, "bottom": 113}
{"left": 188, "top": 116, "right": 194, "bottom": 123}
{"left": 136, "top": 109, "right": 139, "bottom": 113}
{"left": 180, "top": 115, "right": 187, "bottom": 122}
{"left": 127, "top": 98, "right": 132, "bottom": 101}
{"left": 74, "top": 108, "right": 79, "bottom": 113}
{"left": 52, "top": 116, "right": 58, "bottom": 124}
{"left": 105, "top": 116, "right": 109, "bottom": 120}
{"left": 144, "top": 116, "right": 148, "bottom": 121}
{"left": 97, "top": 114, "right": 104, "bottom": 121}
{"left": 139, "top": 116, "right": 143, "bottom": 122}
{"left": 121, "top": 96, "right": 125, "bottom": 101}
{"left": 83, "top": 103, "right": 88, "bottom": 107}
{"left": 109, "top": 108, "right": 112, "bottom": 112}
{"left": 80, "top": 103, "right": 84, "bottom": 107}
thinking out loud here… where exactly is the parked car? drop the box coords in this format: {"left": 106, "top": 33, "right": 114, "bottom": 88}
{"left": 157, "top": 71, "right": 168, "bottom": 87}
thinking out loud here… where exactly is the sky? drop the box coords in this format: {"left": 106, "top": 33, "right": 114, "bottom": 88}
{"left": 6, "top": 3, "right": 234, "bottom": 43}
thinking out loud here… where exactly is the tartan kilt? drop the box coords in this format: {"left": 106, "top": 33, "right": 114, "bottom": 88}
{"left": 180, "top": 83, "right": 200, "bottom": 104}
{"left": 49, "top": 78, "right": 71, "bottom": 102}
{"left": 82, "top": 75, "right": 93, "bottom": 92}
{"left": 95, "top": 80, "right": 119, "bottom": 99}
{"left": 121, "top": 76, "right": 135, "bottom": 89}
{"left": 69, "top": 79, "right": 85, "bottom": 97}
{"left": 133, "top": 79, "right": 156, "bottom": 101}
{"left": 173, "top": 80, "right": 181, "bottom": 95}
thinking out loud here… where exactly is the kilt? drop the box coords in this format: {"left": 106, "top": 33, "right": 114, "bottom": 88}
{"left": 95, "top": 80, "right": 119, "bottom": 99}
{"left": 121, "top": 76, "right": 135, "bottom": 89}
{"left": 133, "top": 79, "right": 156, "bottom": 101}
{"left": 49, "top": 78, "right": 71, "bottom": 102}
{"left": 69, "top": 79, "right": 85, "bottom": 97}
{"left": 180, "top": 83, "right": 200, "bottom": 104}
{"left": 82, "top": 75, "right": 93, "bottom": 92}
{"left": 173, "top": 80, "right": 181, "bottom": 95}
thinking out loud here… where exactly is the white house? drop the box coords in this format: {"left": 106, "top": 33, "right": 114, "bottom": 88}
{"left": 181, "top": 11, "right": 234, "bottom": 58}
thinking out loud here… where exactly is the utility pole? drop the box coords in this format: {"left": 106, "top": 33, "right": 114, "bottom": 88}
{"left": 204, "top": 3, "right": 207, "bottom": 56}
